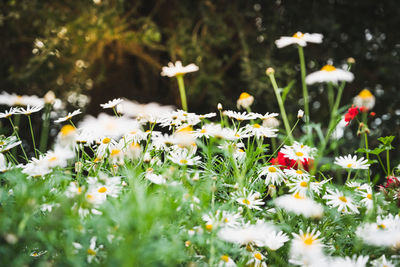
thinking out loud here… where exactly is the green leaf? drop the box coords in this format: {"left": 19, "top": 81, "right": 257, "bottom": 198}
{"left": 378, "top": 136, "right": 395, "bottom": 145}
{"left": 281, "top": 80, "right": 295, "bottom": 103}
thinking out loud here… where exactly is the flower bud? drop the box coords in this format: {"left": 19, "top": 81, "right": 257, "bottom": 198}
{"left": 44, "top": 90, "right": 56, "bottom": 104}
{"left": 266, "top": 67, "right": 275, "bottom": 76}
{"left": 297, "top": 109, "right": 304, "bottom": 119}
{"left": 217, "top": 103, "right": 223, "bottom": 110}
{"left": 347, "top": 57, "right": 356, "bottom": 64}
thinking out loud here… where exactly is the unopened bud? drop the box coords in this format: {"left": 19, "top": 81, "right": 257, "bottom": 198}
{"left": 44, "top": 90, "right": 56, "bottom": 104}
{"left": 266, "top": 67, "right": 275, "bottom": 76}
{"left": 347, "top": 57, "right": 356, "bottom": 64}
{"left": 297, "top": 109, "right": 304, "bottom": 119}
{"left": 75, "top": 161, "right": 83, "bottom": 173}
{"left": 217, "top": 103, "right": 223, "bottom": 110}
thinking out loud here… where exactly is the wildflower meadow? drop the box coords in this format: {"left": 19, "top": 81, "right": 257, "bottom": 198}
{"left": 1, "top": 12, "right": 400, "bottom": 267}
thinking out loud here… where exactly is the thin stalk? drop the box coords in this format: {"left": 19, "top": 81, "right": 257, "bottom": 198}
{"left": 267, "top": 119, "right": 299, "bottom": 162}
{"left": 112, "top": 107, "right": 120, "bottom": 117}
{"left": 68, "top": 119, "right": 76, "bottom": 128}
{"left": 267, "top": 73, "right": 293, "bottom": 142}
{"left": 8, "top": 117, "right": 28, "bottom": 162}
{"left": 176, "top": 74, "right": 188, "bottom": 111}
{"left": 27, "top": 115, "right": 38, "bottom": 158}
{"left": 39, "top": 104, "right": 52, "bottom": 152}
{"left": 327, "top": 82, "right": 334, "bottom": 111}
{"left": 364, "top": 133, "right": 370, "bottom": 183}
{"left": 377, "top": 155, "right": 387, "bottom": 175}
{"left": 387, "top": 150, "right": 391, "bottom": 175}
{"left": 346, "top": 170, "right": 352, "bottom": 183}
{"left": 297, "top": 46, "right": 311, "bottom": 143}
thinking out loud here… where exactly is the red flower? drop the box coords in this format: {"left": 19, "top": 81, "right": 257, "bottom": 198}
{"left": 344, "top": 106, "right": 359, "bottom": 126}
{"left": 359, "top": 106, "right": 368, "bottom": 113}
{"left": 385, "top": 176, "right": 400, "bottom": 188}
{"left": 370, "top": 112, "right": 376, "bottom": 117}
{"left": 270, "top": 152, "right": 312, "bottom": 171}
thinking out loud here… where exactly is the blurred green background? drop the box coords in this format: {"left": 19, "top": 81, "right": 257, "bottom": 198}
{"left": 1, "top": 0, "right": 399, "bottom": 149}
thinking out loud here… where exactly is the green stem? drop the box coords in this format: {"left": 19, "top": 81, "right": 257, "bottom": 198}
{"left": 267, "top": 119, "right": 299, "bottom": 162}
{"left": 327, "top": 83, "right": 334, "bottom": 111}
{"left": 364, "top": 133, "right": 370, "bottom": 183}
{"left": 39, "top": 104, "right": 52, "bottom": 152}
{"left": 297, "top": 46, "right": 311, "bottom": 144}
{"left": 267, "top": 73, "right": 293, "bottom": 143}
{"left": 377, "top": 155, "right": 387, "bottom": 175}
{"left": 27, "top": 115, "right": 38, "bottom": 158}
{"left": 8, "top": 117, "right": 28, "bottom": 162}
{"left": 346, "top": 170, "right": 352, "bottom": 183}
{"left": 387, "top": 150, "right": 391, "bottom": 175}
{"left": 176, "top": 74, "right": 188, "bottom": 111}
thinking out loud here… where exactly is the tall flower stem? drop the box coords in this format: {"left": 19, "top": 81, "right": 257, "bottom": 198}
{"left": 8, "top": 117, "right": 28, "bottom": 162}
{"left": 27, "top": 115, "right": 38, "bottom": 158}
{"left": 297, "top": 46, "right": 311, "bottom": 143}
{"left": 39, "top": 104, "right": 52, "bottom": 152}
{"left": 267, "top": 71, "right": 293, "bottom": 143}
{"left": 176, "top": 74, "right": 188, "bottom": 111}
{"left": 364, "top": 132, "right": 370, "bottom": 183}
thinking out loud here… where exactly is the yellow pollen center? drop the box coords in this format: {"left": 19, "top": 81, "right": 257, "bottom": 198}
{"left": 321, "top": 64, "right": 336, "bottom": 72}
{"left": 98, "top": 187, "right": 107, "bottom": 193}
{"left": 224, "top": 218, "right": 229, "bottom": 223}
{"left": 110, "top": 149, "right": 121, "bottom": 156}
{"left": 221, "top": 255, "right": 230, "bottom": 262}
{"left": 180, "top": 159, "right": 188, "bottom": 164}
{"left": 93, "top": 157, "right": 101, "bottom": 163}
{"left": 32, "top": 252, "right": 38, "bottom": 256}
{"left": 347, "top": 163, "right": 353, "bottom": 168}
{"left": 295, "top": 152, "right": 304, "bottom": 157}
{"left": 234, "top": 133, "right": 240, "bottom": 137}
{"left": 358, "top": 89, "right": 373, "bottom": 99}
{"left": 102, "top": 137, "right": 111, "bottom": 144}
{"left": 200, "top": 129, "right": 206, "bottom": 133}
{"left": 253, "top": 123, "right": 261, "bottom": 128}
{"left": 303, "top": 236, "right": 314, "bottom": 245}
{"left": 87, "top": 248, "right": 96, "bottom": 256}
{"left": 268, "top": 166, "right": 277, "bottom": 173}
{"left": 339, "top": 196, "right": 347, "bottom": 203}
{"left": 206, "top": 224, "right": 213, "bottom": 231}
{"left": 294, "top": 192, "right": 304, "bottom": 199}
{"left": 292, "top": 32, "right": 304, "bottom": 38}
{"left": 377, "top": 224, "right": 386, "bottom": 229}
{"left": 177, "top": 125, "right": 193, "bottom": 133}
{"left": 78, "top": 187, "right": 82, "bottom": 193}
{"left": 49, "top": 156, "right": 57, "bottom": 162}
{"left": 87, "top": 194, "right": 93, "bottom": 199}
{"left": 242, "top": 199, "right": 251, "bottom": 205}
{"left": 238, "top": 149, "right": 244, "bottom": 153}
{"left": 300, "top": 181, "right": 308, "bottom": 187}
{"left": 239, "top": 92, "right": 251, "bottom": 100}
{"left": 296, "top": 170, "right": 303, "bottom": 174}
{"left": 367, "top": 194, "right": 372, "bottom": 200}
{"left": 60, "top": 125, "right": 76, "bottom": 136}
{"left": 254, "top": 252, "right": 262, "bottom": 260}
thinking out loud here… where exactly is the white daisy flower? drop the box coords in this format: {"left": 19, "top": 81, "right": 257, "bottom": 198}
{"left": 287, "top": 176, "right": 311, "bottom": 197}
{"left": 370, "top": 255, "right": 396, "bottom": 267}
{"left": 275, "top": 32, "right": 323, "bottom": 48}
{"left": 323, "top": 188, "right": 359, "bottom": 214}
{"left": 167, "top": 147, "right": 201, "bottom": 166}
{"left": 246, "top": 251, "right": 267, "bottom": 267}
{"left": 218, "top": 255, "right": 237, "bottom": 267}
{"left": 260, "top": 230, "right": 290, "bottom": 251}
{"left": 329, "top": 255, "right": 369, "bottom": 267}
{"left": 334, "top": 154, "right": 370, "bottom": 170}
{"left": 258, "top": 165, "right": 285, "bottom": 185}
{"left": 217, "top": 221, "right": 276, "bottom": 245}
{"left": 358, "top": 187, "right": 374, "bottom": 210}
{"left": 87, "top": 176, "right": 122, "bottom": 198}
{"left": 244, "top": 123, "right": 278, "bottom": 138}
{"left": 100, "top": 98, "right": 124, "bottom": 109}
{"left": 236, "top": 92, "right": 254, "bottom": 109}
{"left": 17, "top": 105, "right": 43, "bottom": 115}
{"left": 161, "top": 61, "right": 199, "bottom": 77}
{"left": 305, "top": 64, "right": 354, "bottom": 85}
{"left": 0, "top": 136, "right": 22, "bottom": 153}
{"left": 290, "top": 228, "right": 325, "bottom": 266}
{"left": 116, "top": 98, "right": 174, "bottom": 120}
{"left": 145, "top": 169, "right": 166, "bottom": 184}
{"left": 353, "top": 89, "right": 375, "bottom": 110}
{"left": 233, "top": 188, "right": 264, "bottom": 210}
{"left": 86, "top": 236, "right": 103, "bottom": 264}
{"left": 275, "top": 193, "right": 324, "bottom": 218}
{"left": 65, "top": 181, "right": 84, "bottom": 198}
{"left": 54, "top": 109, "right": 82, "bottom": 123}
{"left": 223, "top": 110, "right": 258, "bottom": 121}
{"left": 284, "top": 168, "right": 311, "bottom": 180}
{"left": 0, "top": 107, "right": 21, "bottom": 119}
{"left": 280, "top": 142, "right": 317, "bottom": 161}
{"left": 198, "top": 112, "right": 216, "bottom": 119}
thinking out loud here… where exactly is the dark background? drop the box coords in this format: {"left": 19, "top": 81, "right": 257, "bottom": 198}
{"left": 1, "top": 0, "right": 400, "bottom": 162}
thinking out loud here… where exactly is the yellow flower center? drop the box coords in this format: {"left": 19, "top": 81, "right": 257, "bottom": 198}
{"left": 221, "top": 255, "right": 230, "bottom": 262}
{"left": 339, "top": 196, "right": 347, "bottom": 203}
{"left": 87, "top": 248, "right": 96, "bottom": 256}
{"left": 60, "top": 125, "right": 76, "bottom": 137}
{"left": 32, "top": 252, "right": 38, "bottom": 256}
{"left": 238, "top": 149, "right": 244, "bottom": 153}
{"left": 180, "top": 159, "right": 188, "bottom": 164}
{"left": 86, "top": 194, "right": 93, "bottom": 199}
{"left": 102, "top": 137, "right": 111, "bottom": 144}
{"left": 234, "top": 133, "right": 240, "bottom": 137}
{"left": 347, "top": 163, "right": 352, "bottom": 168}
{"left": 224, "top": 218, "right": 229, "bottom": 223}
{"left": 254, "top": 252, "right": 262, "bottom": 260}
{"left": 98, "top": 187, "right": 107, "bottom": 193}
{"left": 200, "top": 129, "right": 206, "bottom": 133}
{"left": 377, "top": 224, "right": 386, "bottom": 229}
{"left": 110, "top": 149, "right": 121, "bottom": 156}
{"left": 206, "top": 224, "right": 213, "bottom": 231}
{"left": 292, "top": 32, "right": 304, "bottom": 39}
{"left": 358, "top": 89, "right": 373, "bottom": 99}
{"left": 242, "top": 199, "right": 251, "bottom": 205}
{"left": 253, "top": 123, "right": 261, "bottom": 128}
{"left": 367, "top": 194, "right": 372, "bottom": 200}
{"left": 93, "top": 157, "right": 101, "bottom": 163}
{"left": 185, "top": 240, "right": 191, "bottom": 247}
{"left": 177, "top": 125, "right": 193, "bottom": 133}
{"left": 78, "top": 187, "right": 82, "bottom": 193}
{"left": 303, "top": 236, "right": 314, "bottom": 245}
{"left": 48, "top": 156, "right": 57, "bottom": 162}
{"left": 239, "top": 92, "right": 251, "bottom": 100}
{"left": 268, "top": 166, "right": 277, "bottom": 173}
{"left": 296, "top": 170, "right": 303, "bottom": 175}
{"left": 321, "top": 65, "right": 336, "bottom": 72}
{"left": 295, "top": 152, "right": 304, "bottom": 157}
{"left": 300, "top": 181, "right": 308, "bottom": 187}
{"left": 294, "top": 192, "right": 304, "bottom": 199}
